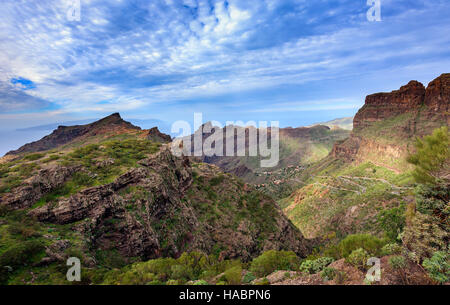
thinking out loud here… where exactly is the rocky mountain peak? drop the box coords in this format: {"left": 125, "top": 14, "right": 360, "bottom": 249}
{"left": 5, "top": 113, "right": 141, "bottom": 156}
{"left": 354, "top": 80, "right": 426, "bottom": 131}
{"left": 332, "top": 73, "right": 449, "bottom": 168}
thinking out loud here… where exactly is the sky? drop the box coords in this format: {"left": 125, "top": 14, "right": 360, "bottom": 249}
{"left": 0, "top": 0, "right": 449, "bottom": 154}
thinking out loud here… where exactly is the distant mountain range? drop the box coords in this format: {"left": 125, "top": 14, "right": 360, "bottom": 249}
{"left": 309, "top": 116, "right": 354, "bottom": 130}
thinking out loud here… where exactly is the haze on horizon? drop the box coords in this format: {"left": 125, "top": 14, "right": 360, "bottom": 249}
{"left": 0, "top": 0, "right": 449, "bottom": 155}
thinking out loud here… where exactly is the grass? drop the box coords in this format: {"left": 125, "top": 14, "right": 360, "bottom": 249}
{"left": 283, "top": 161, "right": 413, "bottom": 239}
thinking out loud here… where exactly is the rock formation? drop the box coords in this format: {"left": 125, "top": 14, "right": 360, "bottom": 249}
{"left": 5, "top": 113, "right": 171, "bottom": 156}
{"left": 331, "top": 74, "right": 450, "bottom": 167}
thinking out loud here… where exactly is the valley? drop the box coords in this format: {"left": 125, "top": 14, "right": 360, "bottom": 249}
{"left": 0, "top": 74, "right": 448, "bottom": 286}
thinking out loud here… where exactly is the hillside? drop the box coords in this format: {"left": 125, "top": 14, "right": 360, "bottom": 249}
{"left": 0, "top": 115, "right": 311, "bottom": 284}
{"left": 4, "top": 113, "right": 171, "bottom": 156}
{"left": 181, "top": 123, "right": 350, "bottom": 199}
{"left": 309, "top": 117, "right": 354, "bottom": 130}
{"left": 282, "top": 73, "right": 449, "bottom": 239}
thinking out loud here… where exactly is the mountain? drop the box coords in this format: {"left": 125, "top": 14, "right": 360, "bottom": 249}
{"left": 282, "top": 73, "right": 449, "bottom": 239}
{"left": 5, "top": 113, "right": 171, "bottom": 156}
{"left": 181, "top": 123, "right": 350, "bottom": 198}
{"left": 331, "top": 74, "right": 449, "bottom": 171}
{"left": 309, "top": 117, "right": 354, "bottom": 130}
{"left": 0, "top": 113, "right": 311, "bottom": 284}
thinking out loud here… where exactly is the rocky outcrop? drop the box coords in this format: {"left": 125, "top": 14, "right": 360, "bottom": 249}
{"left": 4, "top": 113, "right": 173, "bottom": 156}
{"left": 0, "top": 165, "right": 81, "bottom": 210}
{"left": 331, "top": 74, "right": 449, "bottom": 167}
{"left": 28, "top": 148, "right": 193, "bottom": 259}
{"left": 25, "top": 147, "right": 311, "bottom": 261}
{"left": 424, "top": 73, "right": 450, "bottom": 124}
{"left": 353, "top": 80, "right": 426, "bottom": 131}
{"left": 6, "top": 113, "right": 141, "bottom": 155}
{"left": 145, "top": 127, "right": 172, "bottom": 143}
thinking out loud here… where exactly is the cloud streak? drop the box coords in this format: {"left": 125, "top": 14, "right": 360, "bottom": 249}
{"left": 0, "top": 0, "right": 449, "bottom": 129}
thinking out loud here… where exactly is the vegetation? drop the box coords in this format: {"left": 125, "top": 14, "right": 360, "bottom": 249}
{"left": 249, "top": 250, "right": 300, "bottom": 277}
{"left": 320, "top": 267, "right": 337, "bottom": 281}
{"left": 422, "top": 251, "right": 450, "bottom": 284}
{"left": 299, "top": 257, "right": 334, "bottom": 274}
{"left": 335, "top": 234, "right": 386, "bottom": 258}
{"left": 407, "top": 126, "right": 449, "bottom": 185}
{"left": 346, "top": 248, "right": 369, "bottom": 271}
{"left": 403, "top": 127, "right": 449, "bottom": 263}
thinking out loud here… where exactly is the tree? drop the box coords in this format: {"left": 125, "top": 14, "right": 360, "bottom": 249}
{"left": 407, "top": 126, "right": 449, "bottom": 186}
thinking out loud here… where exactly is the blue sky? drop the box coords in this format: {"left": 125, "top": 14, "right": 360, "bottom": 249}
{"left": 0, "top": 0, "right": 449, "bottom": 138}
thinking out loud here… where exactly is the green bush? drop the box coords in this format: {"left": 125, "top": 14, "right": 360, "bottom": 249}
{"left": 23, "top": 153, "right": 45, "bottom": 161}
{"left": 249, "top": 250, "right": 300, "bottom": 277}
{"left": 377, "top": 206, "right": 405, "bottom": 241}
{"left": 346, "top": 248, "right": 369, "bottom": 270}
{"left": 337, "top": 234, "right": 386, "bottom": 258}
{"left": 193, "top": 280, "right": 209, "bottom": 285}
{"left": 0, "top": 240, "right": 45, "bottom": 284}
{"left": 254, "top": 278, "right": 270, "bottom": 285}
{"left": 320, "top": 267, "right": 337, "bottom": 281}
{"left": 224, "top": 265, "right": 242, "bottom": 285}
{"left": 210, "top": 175, "right": 225, "bottom": 186}
{"left": 299, "top": 257, "right": 334, "bottom": 274}
{"left": 422, "top": 251, "right": 449, "bottom": 284}
{"left": 0, "top": 240, "right": 45, "bottom": 267}
{"left": 388, "top": 256, "right": 407, "bottom": 270}
{"left": 171, "top": 264, "right": 193, "bottom": 281}
{"left": 242, "top": 272, "right": 257, "bottom": 284}
{"left": 381, "top": 243, "right": 402, "bottom": 256}
{"left": 407, "top": 126, "right": 449, "bottom": 185}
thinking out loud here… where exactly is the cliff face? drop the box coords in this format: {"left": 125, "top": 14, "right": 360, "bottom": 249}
{"left": 353, "top": 81, "right": 426, "bottom": 131}
{"left": 332, "top": 74, "right": 449, "bottom": 168}
{"left": 424, "top": 73, "right": 450, "bottom": 124}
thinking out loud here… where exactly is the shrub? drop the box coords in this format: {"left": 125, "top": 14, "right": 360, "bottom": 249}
{"left": 0, "top": 240, "right": 45, "bottom": 283}
{"left": 422, "top": 251, "right": 449, "bottom": 284}
{"left": 337, "top": 234, "right": 386, "bottom": 258}
{"left": 249, "top": 250, "right": 300, "bottom": 277}
{"left": 0, "top": 240, "right": 45, "bottom": 268}
{"left": 377, "top": 206, "right": 405, "bottom": 241}
{"left": 388, "top": 256, "right": 407, "bottom": 270}
{"left": 72, "top": 172, "right": 95, "bottom": 187}
{"left": 210, "top": 175, "right": 225, "bottom": 186}
{"left": 254, "top": 278, "right": 270, "bottom": 285}
{"left": 42, "top": 155, "right": 60, "bottom": 163}
{"left": 402, "top": 213, "right": 447, "bottom": 262}
{"left": 23, "top": 153, "right": 45, "bottom": 161}
{"left": 320, "top": 267, "right": 337, "bottom": 281}
{"left": 299, "top": 257, "right": 334, "bottom": 274}
{"left": 414, "top": 184, "right": 449, "bottom": 222}
{"left": 407, "top": 126, "right": 449, "bottom": 185}
{"left": 346, "top": 248, "right": 369, "bottom": 271}
{"left": 242, "top": 272, "right": 256, "bottom": 284}
{"left": 7, "top": 222, "right": 41, "bottom": 239}
{"left": 381, "top": 243, "right": 402, "bottom": 256}
{"left": 224, "top": 265, "right": 242, "bottom": 285}
{"left": 193, "top": 280, "right": 209, "bottom": 285}
{"left": 171, "top": 264, "right": 193, "bottom": 281}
